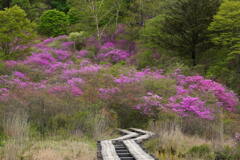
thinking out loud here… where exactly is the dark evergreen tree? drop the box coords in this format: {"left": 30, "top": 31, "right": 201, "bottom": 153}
{"left": 0, "top": 0, "right": 11, "bottom": 9}
{"left": 162, "top": 0, "right": 221, "bottom": 66}
{"left": 47, "top": 0, "right": 69, "bottom": 12}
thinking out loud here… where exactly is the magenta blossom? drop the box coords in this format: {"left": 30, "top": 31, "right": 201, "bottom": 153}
{"left": 134, "top": 92, "right": 163, "bottom": 115}
{"left": 77, "top": 50, "right": 88, "bottom": 58}
{"left": 70, "top": 86, "right": 83, "bottom": 96}
{"left": 0, "top": 88, "right": 9, "bottom": 101}
{"left": 62, "top": 41, "right": 74, "bottom": 49}
{"left": 24, "top": 53, "right": 56, "bottom": 66}
{"left": 100, "top": 42, "right": 115, "bottom": 50}
{"left": 13, "top": 71, "right": 28, "bottom": 80}
{"left": 67, "top": 78, "right": 85, "bottom": 86}
{"left": 79, "top": 65, "right": 101, "bottom": 73}
{"left": 168, "top": 95, "right": 213, "bottom": 120}
{"left": 98, "top": 49, "right": 130, "bottom": 62}
{"left": 53, "top": 49, "right": 71, "bottom": 60}
{"left": 177, "top": 75, "right": 238, "bottom": 111}
{"left": 5, "top": 60, "right": 18, "bottom": 67}
{"left": 49, "top": 86, "right": 69, "bottom": 94}
{"left": 98, "top": 87, "right": 120, "bottom": 99}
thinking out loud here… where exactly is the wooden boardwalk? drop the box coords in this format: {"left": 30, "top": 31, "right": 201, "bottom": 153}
{"left": 97, "top": 128, "right": 157, "bottom": 160}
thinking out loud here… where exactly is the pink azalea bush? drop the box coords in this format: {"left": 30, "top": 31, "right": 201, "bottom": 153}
{"left": 97, "top": 42, "right": 131, "bottom": 63}
{"left": 134, "top": 92, "right": 163, "bottom": 115}
{"left": 98, "top": 87, "right": 120, "bottom": 99}
{"left": 0, "top": 88, "right": 9, "bottom": 101}
{"left": 0, "top": 35, "right": 239, "bottom": 134}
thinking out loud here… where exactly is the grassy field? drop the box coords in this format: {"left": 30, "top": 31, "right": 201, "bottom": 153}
{"left": 1, "top": 137, "right": 96, "bottom": 160}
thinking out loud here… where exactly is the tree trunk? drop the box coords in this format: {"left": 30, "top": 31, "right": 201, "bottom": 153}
{"left": 139, "top": 0, "right": 144, "bottom": 26}
{"left": 191, "top": 48, "right": 196, "bottom": 66}
{"left": 95, "top": 16, "right": 100, "bottom": 40}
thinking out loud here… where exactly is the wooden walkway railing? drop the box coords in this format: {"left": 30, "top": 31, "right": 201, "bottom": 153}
{"left": 97, "top": 128, "right": 157, "bottom": 160}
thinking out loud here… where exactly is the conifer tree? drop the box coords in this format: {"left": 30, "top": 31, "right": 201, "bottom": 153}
{"left": 162, "top": 0, "right": 221, "bottom": 66}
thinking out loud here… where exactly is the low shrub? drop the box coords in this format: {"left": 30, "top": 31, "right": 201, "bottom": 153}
{"left": 215, "top": 145, "right": 240, "bottom": 160}
{"left": 187, "top": 144, "right": 215, "bottom": 160}
{"left": 69, "top": 31, "right": 87, "bottom": 50}
{"left": 38, "top": 10, "right": 69, "bottom": 37}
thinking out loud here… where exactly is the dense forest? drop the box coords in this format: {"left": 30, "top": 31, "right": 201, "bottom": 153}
{"left": 0, "top": 0, "right": 240, "bottom": 160}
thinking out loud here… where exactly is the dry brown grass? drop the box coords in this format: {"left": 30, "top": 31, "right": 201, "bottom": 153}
{"left": 23, "top": 139, "right": 96, "bottom": 160}
{"left": 2, "top": 111, "right": 29, "bottom": 160}
{"left": 153, "top": 125, "right": 212, "bottom": 154}
{"left": 3, "top": 111, "right": 29, "bottom": 139}
{"left": 32, "top": 149, "right": 63, "bottom": 160}
{"left": 147, "top": 120, "right": 235, "bottom": 160}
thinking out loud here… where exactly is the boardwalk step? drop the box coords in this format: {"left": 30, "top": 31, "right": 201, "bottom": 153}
{"left": 97, "top": 128, "right": 157, "bottom": 160}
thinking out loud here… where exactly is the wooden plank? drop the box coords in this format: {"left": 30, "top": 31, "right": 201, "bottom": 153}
{"left": 130, "top": 128, "right": 155, "bottom": 136}
{"left": 98, "top": 128, "right": 157, "bottom": 160}
{"left": 101, "top": 140, "right": 121, "bottom": 160}
{"left": 130, "top": 128, "right": 155, "bottom": 143}
{"left": 111, "top": 129, "right": 139, "bottom": 141}
{"left": 123, "top": 140, "right": 155, "bottom": 160}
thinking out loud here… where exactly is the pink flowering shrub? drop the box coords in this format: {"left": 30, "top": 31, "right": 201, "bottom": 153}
{"left": 67, "top": 77, "right": 84, "bottom": 86}
{"left": 100, "top": 42, "right": 115, "bottom": 50}
{"left": 114, "top": 69, "right": 166, "bottom": 84}
{"left": 52, "top": 49, "right": 71, "bottom": 60}
{"left": 1, "top": 35, "right": 239, "bottom": 122}
{"left": 0, "top": 88, "right": 9, "bottom": 101}
{"left": 24, "top": 53, "right": 57, "bottom": 66}
{"left": 70, "top": 85, "right": 83, "bottom": 96}
{"left": 97, "top": 49, "right": 130, "bottom": 62}
{"left": 98, "top": 87, "right": 120, "bottom": 99}
{"left": 0, "top": 35, "right": 239, "bottom": 134}
{"left": 134, "top": 92, "right": 163, "bottom": 115}
{"left": 13, "top": 71, "right": 28, "bottom": 80}
{"left": 168, "top": 95, "right": 213, "bottom": 120}
{"left": 176, "top": 75, "right": 238, "bottom": 111}
{"left": 5, "top": 60, "right": 18, "bottom": 67}
{"left": 97, "top": 42, "right": 131, "bottom": 63}
{"left": 49, "top": 85, "right": 69, "bottom": 94}
{"left": 77, "top": 50, "right": 88, "bottom": 58}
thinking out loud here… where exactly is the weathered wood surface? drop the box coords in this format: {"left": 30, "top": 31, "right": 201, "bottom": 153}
{"left": 100, "top": 140, "right": 120, "bottom": 160}
{"left": 98, "top": 128, "right": 157, "bottom": 160}
{"left": 130, "top": 128, "right": 155, "bottom": 143}
{"left": 111, "top": 129, "right": 139, "bottom": 141}
{"left": 124, "top": 139, "right": 155, "bottom": 160}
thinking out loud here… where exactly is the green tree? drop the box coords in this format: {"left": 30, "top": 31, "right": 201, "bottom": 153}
{"left": 67, "top": 7, "right": 95, "bottom": 32}
{"left": 207, "top": 0, "right": 240, "bottom": 91}
{"left": 11, "top": 0, "right": 31, "bottom": 11}
{"left": 67, "top": 0, "right": 129, "bottom": 40}
{"left": 125, "top": 0, "right": 176, "bottom": 27}
{"left": 27, "top": 0, "right": 50, "bottom": 21}
{"left": 47, "top": 0, "right": 69, "bottom": 12}
{"left": 38, "top": 9, "right": 69, "bottom": 37}
{"left": 141, "top": 15, "right": 166, "bottom": 49}
{"left": 208, "top": 1, "right": 240, "bottom": 55}
{"left": 160, "top": 0, "right": 221, "bottom": 66}
{"left": 0, "top": 6, "right": 35, "bottom": 57}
